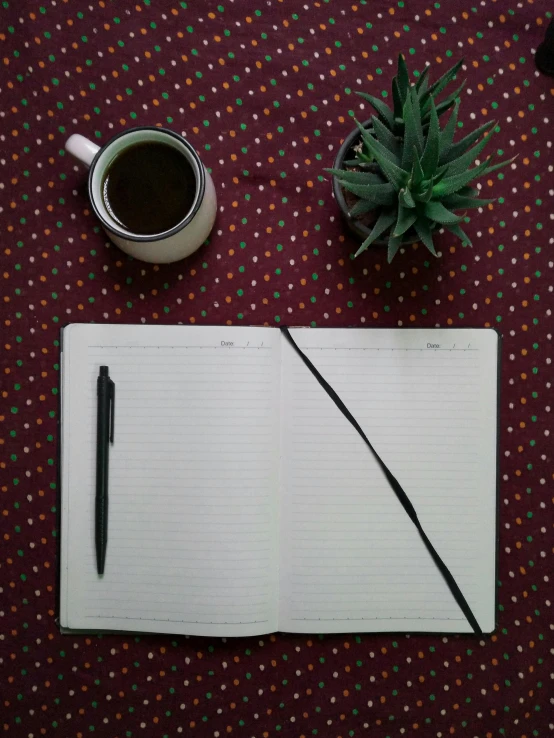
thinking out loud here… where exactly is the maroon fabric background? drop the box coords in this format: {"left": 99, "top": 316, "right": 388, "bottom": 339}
{"left": 1, "top": 1, "right": 553, "bottom": 736}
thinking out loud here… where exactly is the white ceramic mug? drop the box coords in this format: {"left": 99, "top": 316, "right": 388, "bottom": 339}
{"left": 65, "top": 127, "right": 217, "bottom": 263}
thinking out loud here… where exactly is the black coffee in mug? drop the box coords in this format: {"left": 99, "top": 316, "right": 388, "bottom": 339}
{"left": 101, "top": 141, "right": 197, "bottom": 235}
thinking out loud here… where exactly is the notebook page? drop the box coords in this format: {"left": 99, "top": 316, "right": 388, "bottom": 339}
{"left": 60, "top": 324, "right": 280, "bottom": 637}
{"left": 279, "top": 328, "right": 498, "bottom": 634}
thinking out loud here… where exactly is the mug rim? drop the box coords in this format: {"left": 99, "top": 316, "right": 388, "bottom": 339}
{"left": 87, "top": 126, "right": 206, "bottom": 243}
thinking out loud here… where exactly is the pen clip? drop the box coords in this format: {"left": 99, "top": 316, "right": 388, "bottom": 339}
{"left": 109, "top": 379, "right": 115, "bottom": 443}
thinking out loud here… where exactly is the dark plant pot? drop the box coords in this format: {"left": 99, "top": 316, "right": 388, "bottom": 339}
{"left": 535, "top": 19, "right": 554, "bottom": 77}
{"left": 331, "top": 119, "right": 419, "bottom": 250}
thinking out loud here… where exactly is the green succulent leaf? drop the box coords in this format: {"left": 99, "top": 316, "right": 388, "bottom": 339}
{"left": 417, "top": 74, "right": 429, "bottom": 99}
{"left": 344, "top": 157, "right": 373, "bottom": 169}
{"left": 325, "top": 168, "right": 383, "bottom": 185}
{"left": 371, "top": 116, "right": 402, "bottom": 158}
{"left": 482, "top": 155, "right": 517, "bottom": 177}
{"left": 392, "top": 78, "right": 404, "bottom": 121}
{"left": 360, "top": 138, "right": 375, "bottom": 162}
{"left": 410, "top": 149, "right": 425, "bottom": 189}
{"left": 415, "top": 64, "right": 430, "bottom": 93}
{"left": 443, "top": 127, "right": 496, "bottom": 178}
{"left": 432, "top": 165, "right": 449, "bottom": 186}
{"left": 338, "top": 179, "right": 396, "bottom": 207}
{"left": 354, "top": 209, "right": 396, "bottom": 257}
{"left": 401, "top": 94, "right": 421, "bottom": 171}
{"left": 438, "top": 100, "right": 460, "bottom": 160}
{"left": 421, "top": 58, "right": 464, "bottom": 109}
{"left": 399, "top": 187, "right": 415, "bottom": 208}
{"left": 432, "top": 157, "right": 490, "bottom": 197}
{"left": 441, "top": 119, "right": 495, "bottom": 164}
{"left": 442, "top": 194, "right": 494, "bottom": 210}
{"left": 424, "top": 200, "right": 464, "bottom": 224}
{"left": 355, "top": 92, "right": 394, "bottom": 129}
{"left": 414, "top": 218, "right": 438, "bottom": 256}
{"left": 420, "top": 98, "right": 440, "bottom": 179}
{"left": 430, "top": 58, "right": 464, "bottom": 96}
{"left": 458, "top": 186, "right": 480, "bottom": 198}
{"left": 349, "top": 198, "right": 377, "bottom": 218}
{"left": 431, "top": 80, "right": 467, "bottom": 120}
{"left": 387, "top": 233, "right": 404, "bottom": 263}
{"left": 409, "top": 87, "right": 424, "bottom": 152}
{"left": 396, "top": 54, "right": 410, "bottom": 101}
{"left": 444, "top": 222, "right": 473, "bottom": 246}
{"left": 413, "top": 179, "right": 434, "bottom": 203}
{"left": 355, "top": 124, "right": 409, "bottom": 190}
{"left": 355, "top": 120, "right": 401, "bottom": 166}
{"left": 393, "top": 204, "right": 418, "bottom": 237}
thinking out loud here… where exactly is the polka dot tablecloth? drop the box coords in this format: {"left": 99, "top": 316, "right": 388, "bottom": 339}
{"left": 1, "top": 0, "right": 553, "bottom": 736}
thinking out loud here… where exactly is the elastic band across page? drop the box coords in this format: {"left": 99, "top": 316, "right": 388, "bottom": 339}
{"left": 282, "top": 327, "right": 482, "bottom": 635}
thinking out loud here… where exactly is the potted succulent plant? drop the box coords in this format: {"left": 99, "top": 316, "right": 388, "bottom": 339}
{"left": 327, "top": 56, "right": 514, "bottom": 262}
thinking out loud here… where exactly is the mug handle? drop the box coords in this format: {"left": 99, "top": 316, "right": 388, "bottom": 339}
{"left": 65, "top": 134, "right": 100, "bottom": 168}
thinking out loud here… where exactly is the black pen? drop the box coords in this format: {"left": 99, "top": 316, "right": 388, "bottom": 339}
{"left": 96, "top": 366, "right": 115, "bottom": 575}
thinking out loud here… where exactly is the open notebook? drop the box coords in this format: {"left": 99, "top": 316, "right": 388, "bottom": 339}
{"left": 59, "top": 324, "right": 499, "bottom": 636}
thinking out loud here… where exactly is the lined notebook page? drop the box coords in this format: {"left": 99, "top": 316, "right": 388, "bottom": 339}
{"left": 279, "top": 328, "right": 498, "bottom": 634}
{"left": 60, "top": 324, "right": 280, "bottom": 637}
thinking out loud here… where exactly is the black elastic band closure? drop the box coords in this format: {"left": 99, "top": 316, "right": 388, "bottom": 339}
{"left": 282, "top": 327, "right": 482, "bottom": 635}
